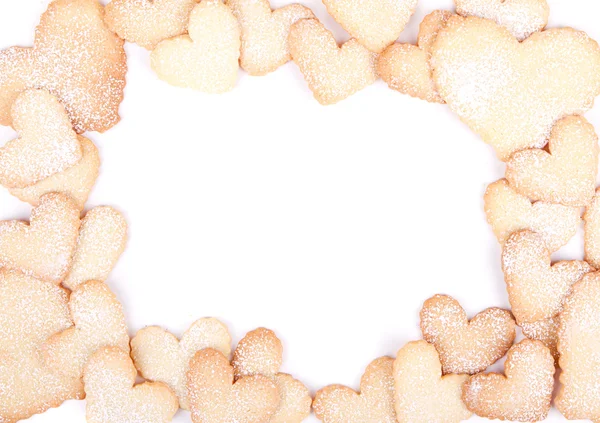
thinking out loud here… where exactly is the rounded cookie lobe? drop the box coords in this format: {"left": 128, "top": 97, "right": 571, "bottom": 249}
{"left": 584, "top": 188, "right": 600, "bottom": 269}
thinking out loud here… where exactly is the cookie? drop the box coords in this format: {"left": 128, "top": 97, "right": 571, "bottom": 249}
{"left": 187, "top": 348, "right": 280, "bottom": 423}
{"left": 505, "top": 115, "right": 599, "bottom": 207}
{"left": 84, "top": 347, "right": 179, "bottom": 423}
{"left": 289, "top": 18, "right": 378, "bottom": 105}
{"left": 151, "top": 0, "right": 241, "bottom": 93}
{"left": 431, "top": 15, "right": 600, "bottom": 160}
{"left": 312, "top": 357, "right": 396, "bottom": 423}
{"left": 0, "top": 192, "right": 80, "bottom": 284}
{"left": 394, "top": 340, "right": 471, "bottom": 423}
{"left": 502, "top": 230, "right": 593, "bottom": 324}
{"left": 226, "top": 0, "right": 314, "bottom": 76}
{"left": 484, "top": 179, "right": 580, "bottom": 252}
{"left": 321, "top": 0, "right": 417, "bottom": 53}
{"left": 420, "top": 294, "right": 516, "bottom": 375}
{"left": 584, "top": 188, "right": 600, "bottom": 269}
{"left": 462, "top": 339, "right": 554, "bottom": 421}
{"left": 519, "top": 317, "right": 559, "bottom": 362}
{"left": 131, "top": 318, "right": 232, "bottom": 410}
{"left": 232, "top": 328, "right": 311, "bottom": 423}
{"left": 0, "top": 0, "right": 127, "bottom": 133}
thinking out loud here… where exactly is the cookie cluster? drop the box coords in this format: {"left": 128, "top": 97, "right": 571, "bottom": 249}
{"left": 1, "top": 0, "right": 600, "bottom": 422}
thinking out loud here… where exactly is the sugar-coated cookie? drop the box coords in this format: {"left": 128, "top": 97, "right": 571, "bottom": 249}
{"left": 455, "top": 0, "right": 549, "bottom": 40}
{"left": 226, "top": 0, "right": 314, "bottom": 76}
{"left": 432, "top": 16, "right": 600, "bottom": 161}
{"left": 131, "top": 318, "right": 232, "bottom": 410}
{"left": 484, "top": 179, "right": 580, "bottom": 252}
{"left": 462, "top": 339, "right": 554, "bottom": 421}
{"left": 520, "top": 317, "right": 559, "bottom": 362}
{"left": 506, "top": 116, "right": 599, "bottom": 207}
{"left": 584, "top": 188, "right": 600, "bottom": 269}
{"left": 0, "top": 0, "right": 127, "bottom": 133}
{"left": 289, "top": 18, "right": 378, "bottom": 105}
{"left": 187, "top": 348, "right": 280, "bottom": 423}
{"left": 0, "top": 193, "right": 80, "bottom": 284}
{"left": 151, "top": 0, "right": 241, "bottom": 93}
{"left": 62, "top": 207, "right": 128, "bottom": 291}
{"left": 105, "top": 0, "right": 198, "bottom": 50}
{"left": 321, "top": 0, "right": 417, "bottom": 53}
{"left": 313, "top": 357, "right": 396, "bottom": 423}
{"left": 394, "top": 341, "right": 471, "bottom": 423}
{"left": 502, "top": 230, "right": 593, "bottom": 324}
{"left": 420, "top": 294, "right": 516, "bottom": 374}
{"left": 232, "top": 328, "right": 311, "bottom": 423}
{"left": 84, "top": 347, "right": 179, "bottom": 423}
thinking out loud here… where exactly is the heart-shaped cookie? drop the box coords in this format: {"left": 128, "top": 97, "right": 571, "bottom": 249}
{"left": 584, "top": 188, "right": 600, "bottom": 269}
{"left": 420, "top": 294, "right": 516, "bottom": 374}
{"left": 0, "top": 193, "right": 80, "bottom": 284}
{"left": 502, "top": 230, "right": 593, "bottom": 323}
{"left": 84, "top": 347, "right": 179, "bottom": 423}
{"left": 313, "top": 357, "right": 396, "bottom": 423}
{"left": 322, "top": 0, "right": 417, "bottom": 53}
{"left": 289, "top": 18, "right": 378, "bottom": 105}
{"left": 187, "top": 348, "right": 280, "bottom": 423}
{"left": 131, "top": 318, "right": 232, "bottom": 410}
{"left": 463, "top": 339, "right": 554, "bottom": 421}
{"left": 484, "top": 179, "right": 581, "bottom": 252}
{"left": 151, "top": 0, "right": 241, "bottom": 93}
{"left": 520, "top": 316, "right": 559, "bottom": 362}
{"left": 432, "top": 16, "right": 600, "bottom": 160}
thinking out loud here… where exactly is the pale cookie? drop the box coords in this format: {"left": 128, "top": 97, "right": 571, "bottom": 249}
{"left": 187, "top": 348, "right": 280, "bottom": 423}
{"left": 312, "top": 357, "right": 396, "bottom": 423}
{"left": 584, "top": 188, "right": 600, "bottom": 269}
{"left": 151, "top": 0, "right": 241, "bottom": 93}
{"left": 378, "top": 10, "right": 452, "bottom": 103}
{"left": 0, "top": 0, "right": 127, "bottom": 133}
{"left": 520, "top": 317, "right": 559, "bottom": 362}
{"left": 484, "top": 179, "right": 580, "bottom": 252}
{"left": 289, "top": 18, "right": 378, "bottom": 105}
{"left": 0, "top": 89, "right": 81, "bottom": 189}
{"left": 506, "top": 116, "right": 599, "bottom": 207}
{"left": 84, "top": 347, "right": 179, "bottom": 423}
{"left": 463, "top": 339, "right": 554, "bottom": 421}
{"left": 131, "top": 318, "right": 232, "bottom": 410}
{"left": 226, "top": 0, "right": 314, "bottom": 76}
{"left": 0, "top": 193, "right": 80, "bottom": 284}
{"left": 62, "top": 207, "right": 128, "bottom": 291}
{"left": 232, "top": 328, "right": 311, "bottom": 423}
{"left": 105, "top": 0, "right": 199, "bottom": 50}
{"left": 420, "top": 294, "right": 516, "bottom": 375}
{"left": 431, "top": 16, "right": 600, "bottom": 161}
{"left": 0, "top": 270, "right": 83, "bottom": 423}
{"left": 44, "top": 281, "right": 129, "bottom": 380}
{"left": 502, "top": 230, "right": 593, "bottom": 324}
{"left": 321, "top": 0, "right": 417, "bottom": 53}
{"left": 455, "top": 0, "right": 549, "bottom": 40}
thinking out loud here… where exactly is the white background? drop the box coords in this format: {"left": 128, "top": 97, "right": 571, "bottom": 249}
{"left": 0, "top": 0, "right": 598, "bottom": 422}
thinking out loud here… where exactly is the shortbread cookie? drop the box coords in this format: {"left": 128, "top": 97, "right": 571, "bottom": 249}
{"left": 0, "top": 0, "right": 127, "bottom": 133}
{"left": 520, "top": 317, "right": 559, "bottom": 362}
{"left": 502, "top": 230, "right": 593, "bottom": 323}
{"left": 151, "top": 0, "right": 241, "bottom": 93}
{"left": 84, "top": 347, "right": 179, "bottom": 423}
{"left": 0, "top": 193, "right": 80, "bottom": 284}
{"left": 187, "top": 348, "right": 280, "bottom": 423}
{"left": 394, "top": 341, "right": 471, "bottom": 422}
{"left": 463, "top": 339, "right": 554, "bottom": 421}
{"left": 0, "top": 89, "right": 81, "bottom": 189}
{"left": 506, "top": 116, "right": 599, "bottom": 207}
{"left": 484, "top": 179, "right": 580, "bottom": 252}
{"left": 131, "top": 318, "right": 232, "bottom": 410}
{"left": 321, "top": 0, "right": 417, "bottom": 53}
{"left": 420, "top": 294, "right": 516, "bottom": 374}
{"left": 105, "top": 0, "right": 198, "bottom": 50}
{"left": 289, "top": 18, "right": 378, "bottom": 105}
{"left": 226, "top": 0, "right": 314, "bottom": 76}
{"left": 584, "top": 189, "right": 600, "bottom": 269}
{"left": 455, "top": 0, "right": 549, "bottom": 40}
{"left": 232, "top": 328, "right": 311, "bottom": 423}
{"left": 432, "top": 16, "right": 600, "bottom": 160}
{"left": 313, "top": 357, "right": 396, "bottom": 423}
{"left": 44, "top": 281, "right": 129, "bottom": 380}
